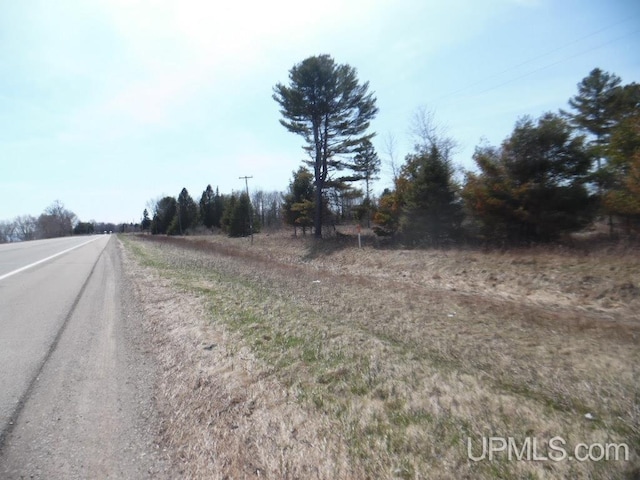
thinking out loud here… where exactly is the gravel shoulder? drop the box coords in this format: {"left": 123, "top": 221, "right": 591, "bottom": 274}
{"left": 0, "top": 238, "right": 172, "bottom": 479}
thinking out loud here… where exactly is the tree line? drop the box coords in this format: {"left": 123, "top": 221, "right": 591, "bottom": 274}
{"left": 0, "top": 200, "right": 137, "bottom": 243}
{"left": 3, "top": 57, "right": 636, "bottom": 246}
{"left": 141, "top": 60, "right": 638, "bottom": 245}
{"left": 372, "top": 67, "right": 639, "bottom": 245}
{"left": 143, "top": 186, "right": 283, "bottom": 237}
{"left": 272, "top": 57, "right": 639, "bottom": 245}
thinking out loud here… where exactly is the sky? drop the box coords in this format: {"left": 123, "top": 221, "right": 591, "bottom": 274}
{"left": 1, "top": 0, "right": 639, "bottom": 224}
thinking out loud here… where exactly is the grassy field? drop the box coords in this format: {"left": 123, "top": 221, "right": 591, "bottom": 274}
{"left": 120, "top": 231, "right": 639, "bottom": 479}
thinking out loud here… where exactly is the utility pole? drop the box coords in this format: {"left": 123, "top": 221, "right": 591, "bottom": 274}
{"left": 239, "top": 175, "right": 253, "bottom": 244}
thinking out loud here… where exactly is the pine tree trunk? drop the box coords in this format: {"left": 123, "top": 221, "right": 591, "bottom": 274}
{"left": 314, "top": 182, "right": 323, "bottom": 239}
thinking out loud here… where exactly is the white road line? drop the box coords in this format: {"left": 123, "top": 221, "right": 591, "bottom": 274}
{"left": 0, "top": 237, "right": 102, "bottom": 281}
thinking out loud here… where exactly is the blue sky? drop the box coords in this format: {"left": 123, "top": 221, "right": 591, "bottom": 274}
{"left": 1, "top": 0, "right": 639, "bottom": 224}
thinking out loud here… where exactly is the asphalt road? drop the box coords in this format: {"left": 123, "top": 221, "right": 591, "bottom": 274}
{"left": 0, "top": 235, "right": 170, "bottom": 478}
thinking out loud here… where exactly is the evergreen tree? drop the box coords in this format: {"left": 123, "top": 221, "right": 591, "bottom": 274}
{"left": 602, "top": 113, "right": 640, "bottom": 231}
{"left": 564, "top": 69, "right": 639, "bottom": 190}
{"left": 171, "top": 188, "right": 198, "bottom": 235}
{"left": 141, "top": 209, "right": 151, "bottom": 231}
{"left": 349, "top": 139, "right": 380, "bottom": 227}
{"left": 73, "top": 221, "right": 94, "bottom": 235}
{"left": 274, "top": 54, "right": 378, "bottom": 238}
{"left": 282, "top": 167, "right": 315, "bottom": 235}
{"left": 373, "top": 188, "right": 402, "bottom": 238}
{"left": 151, "top": 196, "right": 177, "bottom": 234}
{"left": 399, "top": 144, "right": 463, "bottom": 245}
{"left": 212, "top": 187, "right": 225, "bottom": 229}
{"left": 221, "top": 194, "right": 236, "bottom": 234}
{"left": 565, "top": 68, "right": 622, "bottom": 153}
{"left": 221, "top": 193, "right": 253, "bottom": 237}
{"left": 373, "top": 109, "right": 457, "bottom": 242}
{"left": 463, "top": 113, "right": 594, "bottom": 242}
{"left": 199, "top": 185, "right": 216, "bottom": 229}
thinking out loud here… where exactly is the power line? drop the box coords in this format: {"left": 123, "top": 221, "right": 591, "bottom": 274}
{"left": 432, "top": 14, "right": 639, "bottom": 103}
{"left": 498, "top": 15, "right": 637, "bottom": 73}
{"left": 473, "top": 28, "right": 640, "bottom": 97}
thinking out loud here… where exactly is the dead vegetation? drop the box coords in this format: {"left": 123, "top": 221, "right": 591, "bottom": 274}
{"left": 120, "top": 231, "right": 640, "bottom": 479}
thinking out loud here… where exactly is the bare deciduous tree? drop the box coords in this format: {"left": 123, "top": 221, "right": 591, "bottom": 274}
{"left": 409, "top": 106, "right": 458, "bottom": 162}
{"left": 251, "top": 189, "right": 283, "bottom": 230}
{"left": 37, "top": 200, "right": 77, "bottom": 239}
{"left": 0, "top": 221, "right": 15, "bottom": 243}
{"left": 382, "top": 132, "right": 400, "bottom": 183}
{"left": 14, "top": 215, "right": 37, "bottom": 241}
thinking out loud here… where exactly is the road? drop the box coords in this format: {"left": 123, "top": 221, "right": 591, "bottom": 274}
{"left": 0, "top": 235, "right": 170, "bottom": 479}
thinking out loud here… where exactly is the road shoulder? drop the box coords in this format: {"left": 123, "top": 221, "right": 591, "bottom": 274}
{"left": 0, "top": 238, "right": 172, "bottom": 479}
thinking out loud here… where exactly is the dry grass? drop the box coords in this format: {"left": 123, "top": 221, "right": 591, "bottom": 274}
{"left": 120, "top": 231, "right": 640, "bottom": 479}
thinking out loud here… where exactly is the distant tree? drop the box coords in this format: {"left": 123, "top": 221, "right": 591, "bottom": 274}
{"left": 37, "top": 200, "right": 76, "bottom": 239}
{"left": 221, "top": 194, "right": 236, "bottom": 234}
{"left": 252, "top": 190, "right": 266, "bottom": 228}
{"left": 463, "top": 113, "right": 594, "bottom": 242}
{"left": 151, "top": 196, "right": 177, "bottom": 234}
{"left": 212, "top": 187, "right": 225, "bottom": 229}
{"left": 94, "top": 222, "right": 116, "bottom": 234}
{"left": 73, "top": 221, "right": 94, "bottom": 235}
{"left": 273, "top": 54, "right": 378, "bottom": 238}
{"left": 14, "top": 215, "right": 37, "bottom": 241}
{"left": 410, "top": 106, "right": 458, "bottom": 161}
{"left": 248, "top": 189, "right": 281, "bottom": 230}
{"left": 172, "top": 187, "right": 198, "bottom": 235}
{"left": 328, "top": 181, "right": 363, "bottom": 222}
{"left": 222, "top": 192, "right": 253, "bottom": 237}
{"left": 282, "top": 167, "right": 315, "bottom": 236}
{"left": 141, "top": 209, "right": 151, "bottom": 231}
{"left": 352, "top": 139, "right": 381, "bottom": 200}
{"left": 349, "top": 139, "right": 380, "bottom": 227}
{"left": 382, "top": 132, "right": 401, "bottom": 183}
{"left": 118, "top": 222, "right": 137, "bottom": 234}
{"left": 199, "top": 185, "right": 216, "bottom": 229}
{"left": 0, "top": 221, "right": 15, "bottom": 243}
{"left": 262, "top": 191, "right": 283, "bottom": 229}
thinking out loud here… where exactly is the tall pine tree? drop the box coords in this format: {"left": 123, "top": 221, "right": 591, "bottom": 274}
{"left": 274, "top": 54, "right": 378, "bottom": 238}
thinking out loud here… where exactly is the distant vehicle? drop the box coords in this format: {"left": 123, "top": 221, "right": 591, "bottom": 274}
{"left": 104, "top": 231, "right": 107, "bottom": 234}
